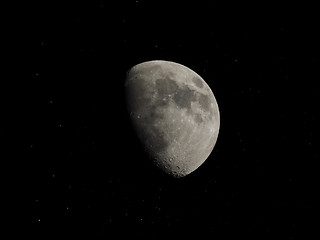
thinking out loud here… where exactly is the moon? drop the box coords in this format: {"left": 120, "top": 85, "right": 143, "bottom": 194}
{"left": 125, "top": 60, "right": 220, "bottom": 178}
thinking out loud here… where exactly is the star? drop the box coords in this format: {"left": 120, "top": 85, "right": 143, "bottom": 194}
{"left": 33, "top": 218, "right": 41, "bottom": 223}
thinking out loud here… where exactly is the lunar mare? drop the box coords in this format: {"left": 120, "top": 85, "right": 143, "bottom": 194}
{"left": 125, "top": 60, "right": 220, "bottom": 177}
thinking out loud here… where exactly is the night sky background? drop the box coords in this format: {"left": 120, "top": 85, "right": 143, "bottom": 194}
{"left": 4, "top": 1, "right": 318, "bottom": 239}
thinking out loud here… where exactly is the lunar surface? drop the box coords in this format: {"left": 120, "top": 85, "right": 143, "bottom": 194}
{"left": 125, "top": 60, "right": 220, "bottom": 178}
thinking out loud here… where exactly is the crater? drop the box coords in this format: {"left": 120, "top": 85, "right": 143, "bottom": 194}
{"left": 192, "top": 76, "right": 204, "bottom": 88}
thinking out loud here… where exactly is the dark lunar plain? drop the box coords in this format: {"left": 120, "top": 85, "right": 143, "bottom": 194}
{"left": 3, "top": 1, "right": 319, "bottom": 239}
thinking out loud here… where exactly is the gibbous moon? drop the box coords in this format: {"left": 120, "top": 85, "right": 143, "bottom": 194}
{"left": 125, "top": 60, "right": 220, "bottom": 178}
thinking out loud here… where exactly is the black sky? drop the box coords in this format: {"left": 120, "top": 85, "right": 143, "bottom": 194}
{"left": 3, "top": 1, "right": 319, "bottom": 239}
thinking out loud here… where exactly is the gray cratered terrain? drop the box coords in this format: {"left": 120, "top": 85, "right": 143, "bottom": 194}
{"left": 125, "top": 60, "right": 220, "bottom": 178}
